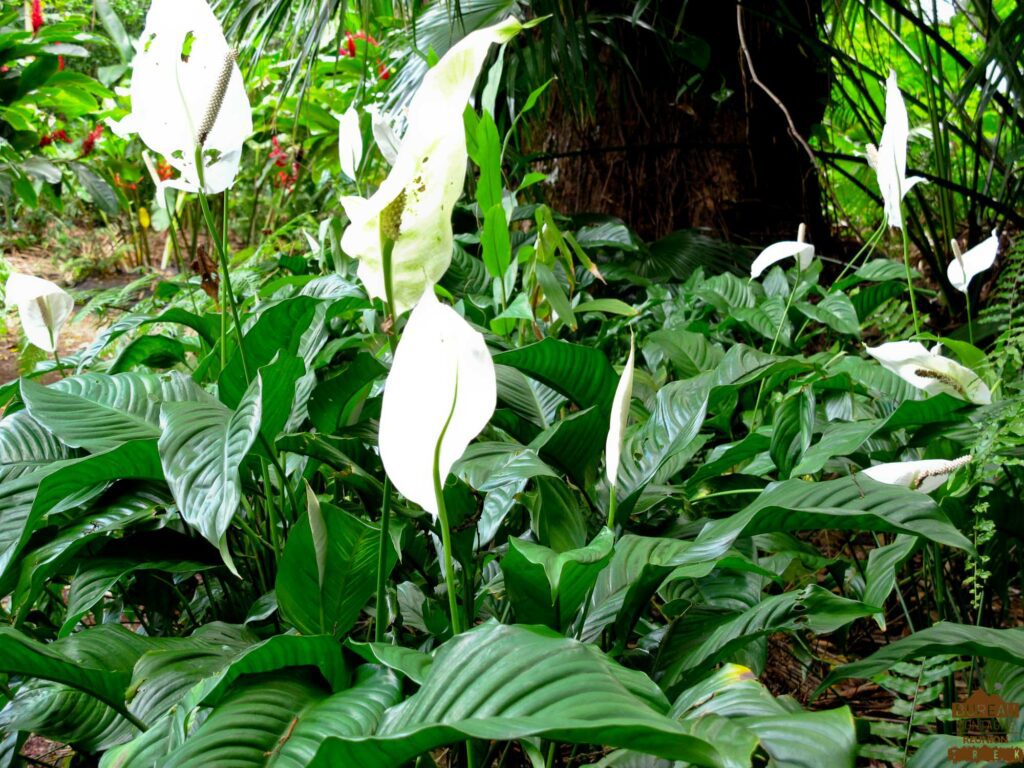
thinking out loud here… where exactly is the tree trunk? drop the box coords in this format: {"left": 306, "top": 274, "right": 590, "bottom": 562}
{"left": 531, "top": 0, "right": 829, "bottom": 248}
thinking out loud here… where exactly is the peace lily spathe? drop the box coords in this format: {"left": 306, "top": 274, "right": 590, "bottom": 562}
{"left": 866, "top": 71, "right": 926, "bottom": 230}
{"left": 865, "top": 341, "right": 990, "bottom": 404}
{"left": 379, "top": 290, "right": 497, "bottom": 516}
{"left": 340, "top": 17, "right": 523, "bottom": 316}
{"left": 948, "top": 230, "right": 999, "bottom": 293}
{"left": 862, "top": 455, "right": 971, "bottom": 493}
{"left": 117, "top": 0, "right": 252, "bottom": 194}
{"left": 750, "top": 224, "right": 814, "bottom": 279}
{"left": 338, "top": 106, "right": 363, "bottom": 180}
{"left": 4, "top": 273, "right": 74, "bottom": 353}
{"left": 605, "top": 335, "right": 635, "bottom": 487}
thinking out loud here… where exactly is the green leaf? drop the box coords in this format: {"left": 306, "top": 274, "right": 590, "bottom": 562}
{"left": 158, "top": 376, "right": 263, "bottom": 548}
{"left": 501, "top": 528, "right": 614, "bottom": 630}
{"left": 0, "top": 443, "right": 164, "bottom": 587}
{"left": 861, "top": 535, "right": 917, "bottom": 630}
{"left": 675, "top": 475, "right": 973, "bottom": 574}
{"left": 481, "top": 203, "right": 512, "bottom": 280}
{"left": 109, "top": 335, "right": 187, "bottom": 373}
{"left": 0, "top": 625, "right": 151, "bottom": 727}
{"left": 218, "top": 297, "right": 324, "bottom": 409}
{"left": 152, "top": 666, "right": 400, "bottom": 768}
{"left": 0, "top": 407, "right": 71, "bottom": 483}
{"left": 645, "top": 329, "right": 724, "bottom": 378}
{"left": 817, "top": 622, "right": 1024, "bottom": 696}
{"left": 21, "top": 372, "right": 210, "bottom": 453}
{"left": 311, "top": 621, "right": 722, "bottom": 766}
{"left": 574, "top": 299, "right": 639, "bottom": 317}
{"left": 494, "top": 339, "right": 617, "bottom": 416}
{"left": 657, "top": 586, "right": 876, "bottom": 687}
{"left": 276, "top": 502, "right": 396, "bottom": 638}
{"left": 71, "top": 163, "right": 120, "bottom": 215}
{"left": 94, "top": 0, "right": 133, "bottom": 62}
{"left": 62, "top": 558, "right": 208, "bottom": 637}
{"left": 308, "top": 353, "right": 386, "bottom": 433}
{"left": 797, "top": 293, "right": 861, "bottom": 336}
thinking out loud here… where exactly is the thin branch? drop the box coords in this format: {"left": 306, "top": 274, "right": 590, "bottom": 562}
{"left": 735, "top": 4, "right": 818, "bottom": 167}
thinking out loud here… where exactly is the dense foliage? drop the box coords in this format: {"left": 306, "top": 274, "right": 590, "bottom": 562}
{"left": 0, "top": 1, "right": 1022, "bottom": 767}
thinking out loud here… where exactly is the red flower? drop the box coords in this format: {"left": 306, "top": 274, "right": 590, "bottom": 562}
{"left": 81, "top": 124, "right": 104, "bottom": 157}
{"left": 339, "top": 30, "right": 378, "bottom": 58}
{"left": 274, "top": 161, "right": 300, "bottom": 191}
{"left": 31, "top": 0, "right": 43, "bottom": 34}
{"left": 340, "top": 32, "right": 357, "bottom": 58}
{"left": 269, "top": 136, "right": 289, "bottom": 168}
{"left": 57, "top": 54, "right": 64, "bottom": 71}
{"left": 39, "top": 128, "right": 70, "bottom": 147}
{"left": 378, "top": 61, "right": 391, "bottom": 80}
{"left": 157, "top": 161, "right": 174, "bottom": 181}
{"left": 113, "top": 173, "right": 137, "bottom": 191}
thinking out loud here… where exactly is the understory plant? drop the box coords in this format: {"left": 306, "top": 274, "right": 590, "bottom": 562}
{"left": 0, "top": 1, "right": 1021, "bottom": 767}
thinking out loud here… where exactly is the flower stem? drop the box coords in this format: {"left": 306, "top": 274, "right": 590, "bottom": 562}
{"left": 901, "top": 223, "right": 921, "bottom": 336}
{"left": 194, "top": 147, "right": 251, "bottom": 381}
{"left": 374, "top": 477, "right": 393, "bottom": 643}
{"left": 434, "top": 376, "right": 464, "bottom": 636}
{"left": 607, "top": 485, "right": 618, "bottom": 531}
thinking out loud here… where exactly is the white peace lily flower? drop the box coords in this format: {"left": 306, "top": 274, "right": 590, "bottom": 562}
{"left": 4, "top": 273, "right": 74, "bottom": 353}
{"left": 865, "top": 341, "right": 991, "bottom": 404}
{"left": 367, "top": 105, "right": 400, "bottom": 166}
{"left": 605, "top": 335, "right": 635, "bottom": 487}
{"left": 866, "top": 70, "right": 927, "bottom": 230}
{"left": 862, "top": 454, "right": 971, "bottom": 493}
{"left": 947, "top": 229, "right": 999, "bottom": 293}
{"left": 122, "top": 0, "right": 252, "bottom": 194}
{"left": 379, "top": 290, "right": 497, "bottom": 517}
{"left": 340, "top": 17, "right": 523, "bottom": 316}
{"left": 338, "top": 106, "right": 363, "bottom": 180}
{"left": 750, "top": 240, "right": 814, "bottom": 279}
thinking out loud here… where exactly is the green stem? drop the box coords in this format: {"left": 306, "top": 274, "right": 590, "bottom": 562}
{"left": 965, "top": 288, "right": 974, "bottom": 344}
{"left": 435, "top": 469, "right": 463, "bottom": 636}
{"left": 375, "top": 477, "right": 393, "bottom": 643}
{"left": 607, "top": 485, "right": 618, "bottom": 530}
{"left": 901, "top": 222, "right": 922, "bottom": 335}
{"left": 194, "top": 147, "right": 251, "bottom": 382}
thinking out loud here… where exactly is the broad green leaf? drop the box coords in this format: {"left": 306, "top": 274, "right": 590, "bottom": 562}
{"left": 0, "top": 408, "right": 71, "bottom": 483}
{"left": 310, "top": 621, "right": 722, "bottom": 766}
{"left": 0, "top": 625, "right": 153, "bottom": 726}
{"left": 308, "top": 353, "right": 386, "bottom": 433}
{"left": 657, "top": 586, "right": 876, "bottom": 687}
{"left": 494, "top": 339, "right": 617, "bottom": 416}
{"left": 797, "top": 293, "right": 861, "bottom": 336}
{"left": 21, "top": 373, "right": 209, "bottom": 453}
{"left": 159, "top": 376, "right": 263, "bottom": 548}
{"left": 501, "top": 528, "right": 614, "bottom": 630}
{"left": 817, "top": 622, "right": 1024, "bottom": 695}
{"left": 276, "top": 502, "right": 396, "bottom": 638}
{"left": 861, "top": 535, "right": 917, "bottom": 630}
{"left": 645, "top": 330, "right": 724, "bottom": 379}
{"left": 0, "top": 443, "right": 164, "bottom": 587}
{"left": 218, "top": 297, "right": 325, "bottom": 410}
{"left": 675, "top": 475, "right": 973, "bottom": 573}
{"left": 61, "top": 558, "right": 209, "bottom": 637}
{"left": 153, "top": 666, "right": 400, "bottom": 768}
